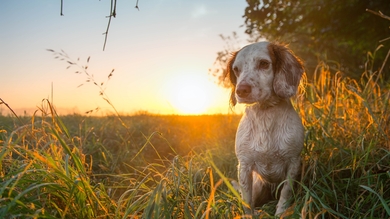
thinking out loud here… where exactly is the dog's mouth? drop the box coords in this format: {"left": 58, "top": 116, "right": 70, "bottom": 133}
{"left": 236, "top": 94, "right": 257, "bottom": 104}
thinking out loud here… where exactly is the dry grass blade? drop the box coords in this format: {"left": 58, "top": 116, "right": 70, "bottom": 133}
{"left": 0, "top": 98, "right": 23, "bottom": 125}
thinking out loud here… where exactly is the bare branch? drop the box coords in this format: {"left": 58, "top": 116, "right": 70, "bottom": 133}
{"left": 58, "top": 0, "right": 140, "bottom": 51}
{"left": 366, "top": 9, "right": 390, "bottom": 21}
{"left": 60, "top": 0, "right": 64, "bottom": 16}
{"left": 102, "top": 0, "right": 116, "bottom": 51}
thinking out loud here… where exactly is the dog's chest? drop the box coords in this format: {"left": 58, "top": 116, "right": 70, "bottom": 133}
{"left": 235, "top": 112, "right": 293, "bottom": 182}
{"left": 237, "top": 112, "right": 274, "bottom": 147}
{"left": 235, "top": 110, "right": 292, "bottom": 162}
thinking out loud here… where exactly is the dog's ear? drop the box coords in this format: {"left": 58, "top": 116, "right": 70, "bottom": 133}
{"left": 226, "top": 52, "right": 238, "bottom": 106}
{"left": 268, "top": 43, "right": 304, "bottom": 99}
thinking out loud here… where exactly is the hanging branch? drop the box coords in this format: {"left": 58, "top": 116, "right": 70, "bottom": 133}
{"left": 60, "top": 0, "right": 140, "bottom": 51}
{"left": 60, "top": 0, "right": 64, "bottom": 16}
{"left": 102, "top": 0, "right": 140, "bottom": 51}
{"left": 102, "top": 0, "right": 117, "bottom": 51}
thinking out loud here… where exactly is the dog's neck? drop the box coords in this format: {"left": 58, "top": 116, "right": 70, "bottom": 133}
{"left": 246, "top": 97, "right": 292, "bottom": 112}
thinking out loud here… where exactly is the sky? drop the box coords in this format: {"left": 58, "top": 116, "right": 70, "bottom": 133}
{"left": 0, "top": 0, "right": 250, "bottom": 115}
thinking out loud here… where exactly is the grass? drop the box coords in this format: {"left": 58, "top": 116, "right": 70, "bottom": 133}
{"left": 1, "top": 54, "right": 390, "bottom": 218}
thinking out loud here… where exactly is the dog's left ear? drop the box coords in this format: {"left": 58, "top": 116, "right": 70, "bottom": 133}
{"left": 226, "top": 52, "right": 238, "bottom": 106}
{"left": 268, "top": 43, "right": 304, "bottom": 99}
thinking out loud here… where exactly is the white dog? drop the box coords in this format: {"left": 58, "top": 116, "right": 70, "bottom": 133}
{"left": 226, "top": 42, "right": 304, "bottom": 216}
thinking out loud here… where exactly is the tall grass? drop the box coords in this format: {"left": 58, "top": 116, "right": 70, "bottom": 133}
{"left": 292, "top": 59, "right": 390, "bottom": 218}
{"left": 0, "top": 102, "right": 242, "bottom": 218}
{"left": 1, "top": 53, "right": 389, "bottom": 218}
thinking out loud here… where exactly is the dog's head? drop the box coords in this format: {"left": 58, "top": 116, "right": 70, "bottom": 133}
{"left": 226, "top": 42, "right": 304, "bottom": 106}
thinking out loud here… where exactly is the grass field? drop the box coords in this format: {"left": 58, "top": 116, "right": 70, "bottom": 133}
{"left": 1, "top": 60, "right": 389, "bottom": 218}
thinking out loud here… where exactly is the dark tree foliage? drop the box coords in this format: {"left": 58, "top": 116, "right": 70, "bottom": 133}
{"left": 243, "top": 0, "right": 390, "bottom": 78}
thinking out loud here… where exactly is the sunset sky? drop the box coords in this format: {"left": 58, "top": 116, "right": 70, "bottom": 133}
{"left": 0, "top": 1, "right": 249, "bottom": 115}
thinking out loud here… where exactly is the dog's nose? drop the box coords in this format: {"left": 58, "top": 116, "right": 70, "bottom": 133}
{"left": 236, "top": 84, "right": 251, "bottom": 98}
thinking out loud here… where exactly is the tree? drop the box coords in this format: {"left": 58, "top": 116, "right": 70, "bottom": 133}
{"left": 240, "top": 0, "right": 390, "bottom": 79}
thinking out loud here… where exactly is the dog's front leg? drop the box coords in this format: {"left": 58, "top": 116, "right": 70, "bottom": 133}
{"left": 275, "top": 159, "right": 300, "bottom": 216}
{"left": 238, "top": 162, "right": 254, "bottom": 215}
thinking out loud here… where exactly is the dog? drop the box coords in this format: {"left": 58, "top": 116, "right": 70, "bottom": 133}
{"left": 226, "top": 41, "right": 304, "bottom": 216}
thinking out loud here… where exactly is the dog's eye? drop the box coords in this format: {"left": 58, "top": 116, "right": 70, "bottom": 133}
{"left": 233, "top": 66, "right": 240, "bottom": 75}
{"left": 258, "top": 60, "right": 270, "bottom": 70}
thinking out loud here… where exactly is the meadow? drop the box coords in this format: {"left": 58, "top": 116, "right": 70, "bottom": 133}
{"left": 1, "top": 57, "right": 390, "bottom": 218}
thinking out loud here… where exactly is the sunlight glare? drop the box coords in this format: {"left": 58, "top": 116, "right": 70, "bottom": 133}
{"left": 163, "top": 71, "right": 217, "bottom": 115}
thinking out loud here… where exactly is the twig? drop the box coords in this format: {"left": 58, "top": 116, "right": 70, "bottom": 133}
{"left": 58, "top": 1, "right": 140, "bottom": 51}
{"left": 60, "top": 0, "right": 64, "bottom": 16}
{"left": 102, "top": 0, "right": 116, "bottom": 51}
{"left": 379, "top": 36, "right": 390, "bottom": 43}
{"left": 366, "top": 9, "right": 390, "bottom": 21}
{"left": 102, "top": 0, "right": 140, "bottom": 51}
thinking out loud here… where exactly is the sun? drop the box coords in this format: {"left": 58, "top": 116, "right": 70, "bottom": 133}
{"left": 163, "top": 71, "right": 217, "bottom": 115}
